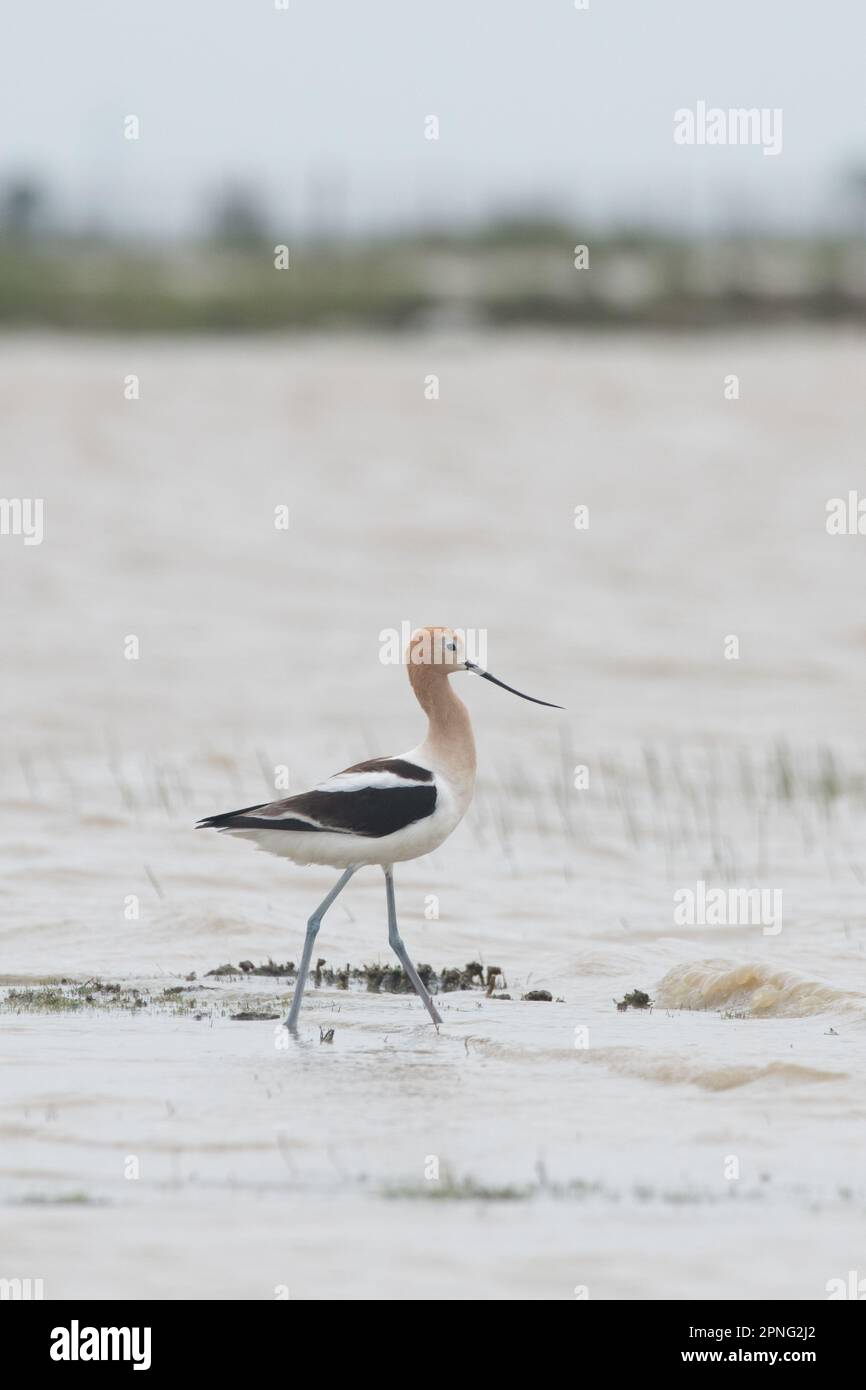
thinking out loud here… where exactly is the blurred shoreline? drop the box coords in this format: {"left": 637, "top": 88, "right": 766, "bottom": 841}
{"left": 3, "top": 222, "right": 866, "bottom": 332}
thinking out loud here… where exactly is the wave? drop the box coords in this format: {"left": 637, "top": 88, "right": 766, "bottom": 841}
{"left": 655, "top": 959, "right": 860, "bottom": 1018}
{"left": 468, "top": 1038, "right": 846, "bottom": 1091}
{"left": 591, "top": 1050, "right": 845, "bottom": 1092}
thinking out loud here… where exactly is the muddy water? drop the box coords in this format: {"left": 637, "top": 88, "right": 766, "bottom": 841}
{"left": 1, "top": 330, "right": 865, "bottom": 1299}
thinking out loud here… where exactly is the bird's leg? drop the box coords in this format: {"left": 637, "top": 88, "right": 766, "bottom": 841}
{"left": 384, "top": 867, "right": 442, "bottom": 1026}
{"left": 285, "top": 866, "right": 356, "bottom": 1030}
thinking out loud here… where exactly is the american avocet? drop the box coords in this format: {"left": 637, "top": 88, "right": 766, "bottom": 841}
{"left": 198, "top": 627, "right": 561, "bottom": 1029}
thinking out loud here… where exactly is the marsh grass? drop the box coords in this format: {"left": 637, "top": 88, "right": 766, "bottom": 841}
{"left": 0, "top": 960, "right": 526, "bottom": 1021}
{"left": 15, "top": 1190, "right": 104, "bottom": 1206}
{"left": 615, "top": 989, "right": 653, "bottom": 1012}
{"left": 27, "top": 737, "right": 862, "bottom": 893}
{"left": 176, "top": 738, "right": 866, "bottom": 890}
{"left": 383, "top": 1172, "right": 769, "bottom": 1206}
{"left": 206, "top": 958, "right": 499, "bottom": 996}
{"left": 384, "top": 1175, "right": 533, "bottom": 1202}
{"left": 5, "top": 986, "right": 86, "bottom": 1013}
{"left": 2, "top": 980, "right": 199, "bottom": 1017}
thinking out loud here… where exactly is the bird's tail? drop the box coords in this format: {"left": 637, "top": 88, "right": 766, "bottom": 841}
{"left": 196, "top": 801, "right": 266, "bottom": 830}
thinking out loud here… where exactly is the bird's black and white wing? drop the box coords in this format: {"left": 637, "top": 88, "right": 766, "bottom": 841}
{"left": 197, "top": 756, "right": 436, "bottom": 840}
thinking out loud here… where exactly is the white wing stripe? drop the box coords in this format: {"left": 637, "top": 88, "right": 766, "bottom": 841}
{"left": 314, "top": 771, "right": 432, "bottom": 793}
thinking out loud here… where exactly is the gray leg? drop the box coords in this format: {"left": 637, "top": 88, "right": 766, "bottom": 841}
{"left": 285, "top": 866, "right": 356, "bottom": 1030}
{"left": 384, "top": 867, "right": 442, "bottom": 1026}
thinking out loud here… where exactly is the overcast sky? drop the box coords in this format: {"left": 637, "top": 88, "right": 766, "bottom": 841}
{"left": 3, "top": 0, "right": 865, "bottom": 237}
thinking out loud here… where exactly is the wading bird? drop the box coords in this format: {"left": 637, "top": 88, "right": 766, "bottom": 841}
{"left": 197, "top": 627, "right": 561, "bottom": 1029}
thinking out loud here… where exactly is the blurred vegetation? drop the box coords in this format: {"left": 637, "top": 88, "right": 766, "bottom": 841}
{"left": 1, "top": 176, "right": 865, "bottom": 332}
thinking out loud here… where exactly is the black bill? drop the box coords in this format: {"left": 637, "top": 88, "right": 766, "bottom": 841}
{"left": 466, "top": 662, "right": 563, "bottom": 709}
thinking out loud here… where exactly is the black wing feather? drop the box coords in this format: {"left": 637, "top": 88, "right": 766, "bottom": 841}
{"left": 197, "top": 778, "right": 436, "bottom": 840}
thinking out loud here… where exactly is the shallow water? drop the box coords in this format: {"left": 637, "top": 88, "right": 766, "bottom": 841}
{"left": 2, "top": 330, "right": 866, "bottom": 1299}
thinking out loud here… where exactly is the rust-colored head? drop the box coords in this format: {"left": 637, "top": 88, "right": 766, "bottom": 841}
{"left": 405, "top": 626, "right": 470, "bottom": 673}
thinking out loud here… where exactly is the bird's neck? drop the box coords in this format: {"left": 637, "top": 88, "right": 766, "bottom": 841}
{"left": 410, "top": 667, "right": 477, "bottom": 785}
